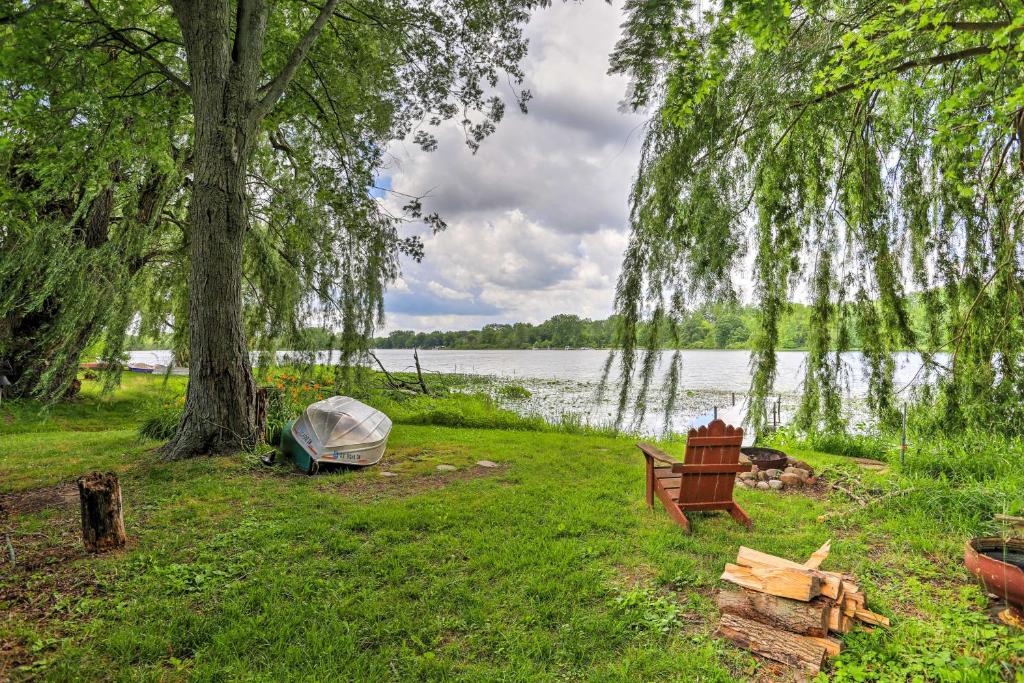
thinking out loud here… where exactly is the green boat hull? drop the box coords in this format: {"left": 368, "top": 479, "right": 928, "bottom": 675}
{"left": 279, "top": 419, "right": 314, "bottom": 473}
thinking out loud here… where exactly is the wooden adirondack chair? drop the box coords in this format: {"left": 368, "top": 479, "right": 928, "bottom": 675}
{"left": 637, "top": 419, "right": 753, "bottom": 533}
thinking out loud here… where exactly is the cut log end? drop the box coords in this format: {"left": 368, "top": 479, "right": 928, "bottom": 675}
{"left": 78, "top": 471, "right": 127, "bottom": 553}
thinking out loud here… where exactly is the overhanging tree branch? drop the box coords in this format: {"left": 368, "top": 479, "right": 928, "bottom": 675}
{"left": 252, "top": 0, "right": 342, "bottom": 122}
{"left": 83, "top": 0, "right": 191, "bottom": 95}
{"left": 797, "top": 44, "right": 1000, "bottom": 107}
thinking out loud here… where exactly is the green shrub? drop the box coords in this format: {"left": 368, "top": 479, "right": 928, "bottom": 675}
{"left": 901, "top": 429, "right": 1022, "bottom": 482}
{"left": 138, "top": 404, "right": 182, "bottom": 441}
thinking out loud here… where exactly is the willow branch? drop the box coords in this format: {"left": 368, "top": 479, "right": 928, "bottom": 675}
{"left": 797, "top": 45, "right": 1000, "bottom": 107}
{"left": 83, "top": 0, "right": 190, "bottom": 95}
{"left": 252, "top": 0, "right": 341, "bottom": 122}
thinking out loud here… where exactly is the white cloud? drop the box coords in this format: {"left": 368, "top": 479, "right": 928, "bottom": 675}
{"left": 381, "top": 1, "right": 646, "bottom": 332}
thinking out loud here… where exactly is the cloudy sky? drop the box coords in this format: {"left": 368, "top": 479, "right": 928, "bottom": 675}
{"left": 380, "top": 1, "right": 646, "bottom": 333}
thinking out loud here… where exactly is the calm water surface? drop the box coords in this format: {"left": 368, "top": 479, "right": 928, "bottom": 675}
{"left": 129, "top": 348, "right": 936, "bottom": 435}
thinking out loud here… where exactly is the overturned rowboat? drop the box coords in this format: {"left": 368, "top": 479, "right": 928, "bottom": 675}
{"left": 281, "top": 396, "right": 392, "bottom": 473}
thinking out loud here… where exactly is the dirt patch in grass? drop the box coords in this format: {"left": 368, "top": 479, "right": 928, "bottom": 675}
{"left": 0, "top": 482, "right": 79, "bottom": 517}
{"left": 792, "top": 475, "right": 832, "bottom": 500}
{"left": 319, "top": 462, "right": 511, "bottom": 502}
{"left": 0, "top": 483, "right": 107, "bottom": 677}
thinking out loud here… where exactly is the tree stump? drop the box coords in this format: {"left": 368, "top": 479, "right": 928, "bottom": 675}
{"left": 78, "top": 472, "right": 126, "bottom": 552}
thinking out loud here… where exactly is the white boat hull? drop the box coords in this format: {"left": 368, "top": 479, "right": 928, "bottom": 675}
{"left": 289, "top": 396, "right": 393, "bottom": 468}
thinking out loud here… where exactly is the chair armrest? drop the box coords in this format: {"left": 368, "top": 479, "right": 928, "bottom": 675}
{"left": 637, "top": 442, "right": 679, "bottom": 466}
{"left": 670, "top": 462, "right": 752, "bottom": 474}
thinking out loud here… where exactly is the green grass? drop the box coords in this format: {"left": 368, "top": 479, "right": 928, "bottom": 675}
{"left": 1, "top": 375, "right": 1022, "bottom": 681}
{"left": 0, "top": 373, "right": 186, "bottom": 434}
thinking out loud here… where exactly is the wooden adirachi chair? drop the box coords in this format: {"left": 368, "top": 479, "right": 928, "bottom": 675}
{"left": 637, "top": 419, "right": 752, "bottom": 533}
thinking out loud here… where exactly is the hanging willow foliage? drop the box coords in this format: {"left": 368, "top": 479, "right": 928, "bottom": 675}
{"left": 2, "top": 0, "right": 545, "bottom": 410}
{"left": 608, "top": 0, "right": 1024, "bottom": 436}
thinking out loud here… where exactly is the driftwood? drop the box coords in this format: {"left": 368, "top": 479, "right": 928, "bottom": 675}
{"left": 717, "top": 589, "right": 830, "bottom": 636}
{"left": 817, "top": 486, "right": 915, "bottom": 523}
{"left": 717, "top": 613, "right": 827, "bottom": 676}
{"left": 368, "top": 349, "right": 430, "bottom": 395}
{"left": 78, "top": 472, "right": 127, "bottom": 552}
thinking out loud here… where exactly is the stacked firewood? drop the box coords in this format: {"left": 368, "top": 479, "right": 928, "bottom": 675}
{"left": 716, "top": 541, "right": 889, "bottom": 676}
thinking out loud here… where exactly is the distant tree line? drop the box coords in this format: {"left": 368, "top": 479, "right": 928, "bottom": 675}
{"left": 126, "top": 299, "right": 938, "bottom": 353}
{"left": 372, "top": 306, "right": 815, "bottom": 351}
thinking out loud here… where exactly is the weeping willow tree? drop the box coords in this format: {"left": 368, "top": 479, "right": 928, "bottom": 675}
{"left": 2, "top": 0, "right": 547, "bottom": 458}
{"left": 607, "top": 0, "right": 1024, "bottom": 436}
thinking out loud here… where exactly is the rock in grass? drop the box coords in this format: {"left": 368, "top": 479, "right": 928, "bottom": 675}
{"left": 768, "top": 479, "right": 785, "bottom": 490}
{"left": 476, "top": 460, "right": 499, "bottom": 468}
{"left": 436, "top": 464, "right": 457, "bottom": 472}
{"left": 756, "top": 481, "right": 771, "bottom": 491}
{"left": 764, "top": 468, "right": 783, "bottom": 479}
{"left": 379, "top": 471, "right": 398, "bottom": 478}
{"left": 779, "top": 472, "right": 803, "bottom": 488}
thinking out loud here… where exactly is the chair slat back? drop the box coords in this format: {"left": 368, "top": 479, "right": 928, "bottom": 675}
{"left": 679, "top": 419, "right": 743, "bottom": 504}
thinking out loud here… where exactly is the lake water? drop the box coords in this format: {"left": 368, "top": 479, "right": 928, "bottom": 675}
{"left": 128, "top": 348, "right": 937, "bottom": 435}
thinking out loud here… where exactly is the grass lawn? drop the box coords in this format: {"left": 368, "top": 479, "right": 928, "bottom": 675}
{"left": 1, "top": 375, "right": 1021, "bottom": 681}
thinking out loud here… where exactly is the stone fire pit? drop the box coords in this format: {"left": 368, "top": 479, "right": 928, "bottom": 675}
{"left": 736, "top": 456, "right": 815, "bottom": 492}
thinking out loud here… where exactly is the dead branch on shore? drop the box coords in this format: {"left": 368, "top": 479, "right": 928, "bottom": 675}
{"left": 368, "top": 349, "right": 430, "bottom": 395}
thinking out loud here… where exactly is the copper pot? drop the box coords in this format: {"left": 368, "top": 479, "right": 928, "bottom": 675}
{"left": 964, "top": 536, "right": 1024, "bottom": 628}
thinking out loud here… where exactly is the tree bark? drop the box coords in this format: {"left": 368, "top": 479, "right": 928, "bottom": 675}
{"left": 163, "top": 0, "right": 264, "bottom": 459}
{"left": 717, "top": 613, "right": 827, "bottom": 676}
{"left": 162, "top": 0, "right": 338, "bottom": 458}
{"left": 717, "top": 589, "right": 831, "bottom": 636}
{"left": 78, "top": 472, "right": 127, "bottom": 552}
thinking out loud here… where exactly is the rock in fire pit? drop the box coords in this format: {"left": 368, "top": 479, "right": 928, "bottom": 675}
{"left": 737, "top": 455, "right": 816, "bottom": 492}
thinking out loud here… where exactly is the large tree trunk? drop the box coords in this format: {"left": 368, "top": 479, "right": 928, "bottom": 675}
{"left": 163, "top": 1, "right": 264, "bottom": 459}
{"left": 162, "top": 99, "right": 258, "bottom": 457}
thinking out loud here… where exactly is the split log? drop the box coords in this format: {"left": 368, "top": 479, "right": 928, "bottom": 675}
{"left": 717, "top": 589, "right": 830, "bottom": 636}
{"left": 721, "top": 563, "right": 822, "bottom": 601}
{"left": 717, "top": 613, "right": 828, "bottom": 676}
{"left": 736, "top": 546, "right": 842, "bottom": 599}
{"left": 843, "top": 591, "right": 865, "bottom": 616}
{"left": 78, "top": 472, "right": 126, "bottom": 552}
{"left": 806, "top": 635, "right": 844, "bottom": 658}
{"left": 854, "top": 608, "right": 890, "bottom": 627}
{"left": 828, "top": 604, "right": 853, "bottom": 633}
{"left": 804, "top": 539, "right": 831, "bottom": 569}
